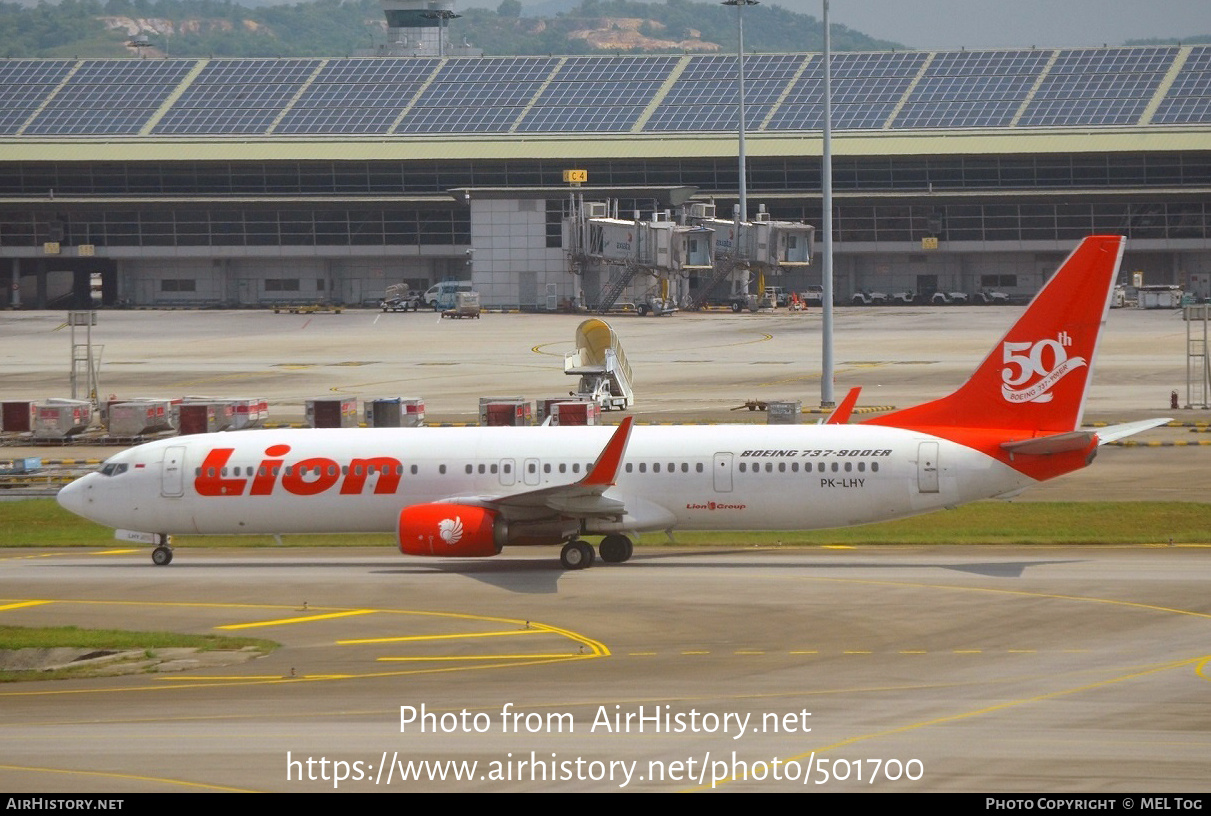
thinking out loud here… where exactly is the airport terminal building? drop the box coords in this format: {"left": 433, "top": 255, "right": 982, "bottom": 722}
{"left": 1, "top": 44, "right": 1210, "bottom": 308}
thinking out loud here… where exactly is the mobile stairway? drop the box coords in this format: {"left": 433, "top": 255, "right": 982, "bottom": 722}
{"left": 563, "top": 318, "right": 635, "bottom": 410}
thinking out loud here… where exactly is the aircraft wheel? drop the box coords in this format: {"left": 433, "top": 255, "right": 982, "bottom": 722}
{"left": 151, "top": 545, "right": 173, "bottom": 566}
{"left": 599, "top": 534, "right": 633, "bottom": 563}
{"left": 560, "top": 540, "right": 595, "bottom": 570}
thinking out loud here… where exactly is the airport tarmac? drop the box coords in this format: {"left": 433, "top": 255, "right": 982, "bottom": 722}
{"left": 0, "top": 305, "right": 1209, "bottom": 792}
{"left": 1, "top": 544, "right": 1209, "bottom": 792}
{"left": 0, "top": 304, "right": 1199, "bottom": 420}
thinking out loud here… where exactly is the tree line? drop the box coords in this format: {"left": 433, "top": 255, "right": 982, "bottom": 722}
{"left": 0, "top": 0, "right": 902, "bottom": 58}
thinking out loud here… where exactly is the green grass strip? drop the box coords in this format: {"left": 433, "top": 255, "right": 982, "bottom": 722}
{"left": 0, "top": 625, "right": 278, "bottom": 682}
{"left": 3, "top": 498, "right": 1209, "bottom": 547}
{"left": 0, "top": 625, "right": 275, "bottom": 652}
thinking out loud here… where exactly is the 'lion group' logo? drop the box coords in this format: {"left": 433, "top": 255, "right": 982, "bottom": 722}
{"left": 438, "top": 517, "right": 463, "bottom": 546}
{"left": 1001, "top": 332, "right": 1086, "bottom": 404}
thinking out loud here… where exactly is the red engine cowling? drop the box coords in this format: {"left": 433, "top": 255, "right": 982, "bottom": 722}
{"left": 397, "top": 504, "right": 503, "bottom": 558}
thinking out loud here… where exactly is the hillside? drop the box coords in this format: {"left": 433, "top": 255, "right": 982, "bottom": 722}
{"left": 0, "top": 0, "right": 902, "bottom": 59}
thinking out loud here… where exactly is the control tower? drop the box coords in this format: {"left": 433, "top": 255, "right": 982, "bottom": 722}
{"left": 366, "top": 0, "right": 482, "bottom": 57}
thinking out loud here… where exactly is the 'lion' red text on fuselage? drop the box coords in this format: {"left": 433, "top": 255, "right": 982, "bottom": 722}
{"left": 194, "top": 446, "right": 403, "bottom": 497}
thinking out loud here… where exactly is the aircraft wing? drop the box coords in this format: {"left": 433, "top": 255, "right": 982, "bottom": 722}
{"left": 1000, "top": 431, "right": 1096, "bottom": 456}
{"left": 437, "top": 417, "right": 635, "bottom": 519}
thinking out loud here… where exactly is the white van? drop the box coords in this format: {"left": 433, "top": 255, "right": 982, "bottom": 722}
{"left": 423, "top": 280, "right": 473, "bottom": 310}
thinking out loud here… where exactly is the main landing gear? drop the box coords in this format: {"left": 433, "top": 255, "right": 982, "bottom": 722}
{"left": 560, "top": 540, "right": 594, "bottom": 570}
{"left": 598, "top": 533, "right": 634, "bottom": 563}
{"left": 559, "top": 534, "right": 634, "bottom": 570}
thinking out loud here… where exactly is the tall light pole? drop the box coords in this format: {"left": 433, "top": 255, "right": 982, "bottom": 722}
{"left": 723, "top": 0, "right": 757, "bottom": 223}
{"left": 819, "top": 0, "right": 835, "bottom": 408}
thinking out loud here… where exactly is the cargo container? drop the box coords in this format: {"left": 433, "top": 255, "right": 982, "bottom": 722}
{"left": 231, "top": 399, "right": 268, "bottom": 429}
{"left": 549, "top": 401, "right": 601, "bottom": 426}
{"left": 183, "top": 397, "right": 266, "bottom": 430}
{"left": 479, "top": 396, "right": 525, "bottom": 426}
{"left": 767, "top": 400, "right": 802, "bottom": 425}
{"left": 1, "top": 401, "right": 34, "bottom": 433}
{"left": 306, "top": 397, "right": 358, "bottom": 428}
{"left": 364, "top": 398, "right": 424, "bottom": 428}
{"left": 107, "top": 401, "right": 174, "bottom": 436}
{"left": 483, "top": 400, "right": 533, "bottom": 427}
{"left": 178, "top": 403, "right": 235, "bottom": 435}
{"left": 32, "top": 401, "right": 91, "bottom": 439}
{"left": 180, "top": 400, "right": 236, "bottom": 432}
{"left": 536, "top": 397, "right": 573, "bottom": 424}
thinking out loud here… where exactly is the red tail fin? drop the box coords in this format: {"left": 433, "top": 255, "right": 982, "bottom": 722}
{"left": 867, "top": 236, "right": 1124, "bottom": 434}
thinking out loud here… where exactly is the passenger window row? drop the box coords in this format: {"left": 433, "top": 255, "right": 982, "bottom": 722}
{"left": 737, "top": 460, "right": 880, "bottom": 474}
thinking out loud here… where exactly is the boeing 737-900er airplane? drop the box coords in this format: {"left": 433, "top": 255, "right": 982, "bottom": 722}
{"left": 57, "top": 235, "right": 1169, "bottom": 569}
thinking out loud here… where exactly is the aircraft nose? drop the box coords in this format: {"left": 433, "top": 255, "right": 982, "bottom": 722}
{"left": 56, "top": 475, "right": 93, "bottom": 518}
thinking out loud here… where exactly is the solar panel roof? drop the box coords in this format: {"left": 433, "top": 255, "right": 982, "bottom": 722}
{"left": 0, "top": 47, "right": 1206, "bottom": 137}
{"left": 24, "top": 59, "right": 195, "bottom": 135}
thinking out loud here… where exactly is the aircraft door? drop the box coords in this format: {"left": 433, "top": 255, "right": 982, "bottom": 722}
{"left": 161, "top": 446, "right": 185, "bottom": 497}
{"left": 523, "top": 457, "right": 541, "bottom": 486}
{"left": 713, "top": 452, "right": 733, "bottom": 492}
{"left": 498, "top": 459, "right": 515, "bottom": 487}
{"left": 917, "top": 442, "right": 939, "bottom": 493}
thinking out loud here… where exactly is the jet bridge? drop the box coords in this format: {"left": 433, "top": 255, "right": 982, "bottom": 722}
{"left": 566, "top": 199, "right": 714, "bottom": 314}
{"left": 563, "top": 318, "right": 634, "bottom": 410}
{"left": 686, "top": 203, "right": 814, "bottom": 310}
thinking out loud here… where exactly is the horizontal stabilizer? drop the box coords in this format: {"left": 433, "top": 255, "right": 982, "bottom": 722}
{"left": 1000, "top": 417, "right": 1172, "bottom": 455}
{"left": 1001, "top": 432, "right": 1096, "bottom": 456}
{"left": 1095, "top": 418, "right": 1173, "bottom": 445}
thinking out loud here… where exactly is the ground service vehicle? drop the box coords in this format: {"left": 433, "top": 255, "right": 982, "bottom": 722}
{"left": 974, "top": 289, "right": 1011, "bottom": 305}
{"left": 851, "top": 289, "right": 888, "bottom": 306}
{"left": 380, "top": 292, "right": 422, "bottom": 312}
{"left": 424, "top": 281, "right": 473, "bottom": 310}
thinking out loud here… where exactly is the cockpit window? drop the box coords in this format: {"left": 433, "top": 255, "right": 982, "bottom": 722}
{"left": 99, "top": 463, "right": 129, "bottom": 477}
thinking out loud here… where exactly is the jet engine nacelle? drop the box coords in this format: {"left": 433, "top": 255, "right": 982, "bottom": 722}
{"left": 397, "top": 504, "right": 504, "bottom": 558}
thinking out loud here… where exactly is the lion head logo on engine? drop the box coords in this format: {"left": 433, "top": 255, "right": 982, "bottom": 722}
{"left": 1001, "top": 332, "right": 1086, "bottom": 404}
{"left": 438, "top": 517, "right": 464, "bottom": 546}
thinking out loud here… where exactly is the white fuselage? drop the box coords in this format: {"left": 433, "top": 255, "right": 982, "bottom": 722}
{"left": 56, "top": 424, "right": 1034, "bottom": 538}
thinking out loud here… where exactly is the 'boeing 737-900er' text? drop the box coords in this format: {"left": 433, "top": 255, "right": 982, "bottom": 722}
{"left": 57, "top": 235, "right": 1168, "bottom": 569}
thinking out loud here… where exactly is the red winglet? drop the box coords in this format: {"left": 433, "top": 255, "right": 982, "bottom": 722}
{"left": 580, "top": 416, "right": 634, "bottom": 487}
{"left": 824, "top": 387, "right": 861, "bottom": 425}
